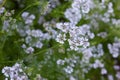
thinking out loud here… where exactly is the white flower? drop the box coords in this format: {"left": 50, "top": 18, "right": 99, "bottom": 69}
{"left": 97, "top": 32, "right": 107, "bottom": 38}
{"left": 21, "top": 44, "right": 26, "bottom": 49}
{"left": 25, "top": 47, "right": 34, "bottom": 54}
{"left": 68, "top": 39, "right": 79, "bottom": 51}
{"left": 56, "top": 59, "right": 65, "bottom": 65}
{"left": 2, "top": 67, "right": 10, "bottom": 77}
{"left": 81, "top": 3, "right": 90, "bottom": 13}
{"left": 56, "top": 33, "right": 66, "bottom": 44}
{"left": 0, "top": 7, "right": 5, "bottom": 14}
{"left": 108, "top": 75, "right": 114, "bottom": 80}
{"left": 70, "top": 76, "right": 76, "bottom": 80}
{"left": 31, "top": 30, "right": 43, "bottom": 38}
{"left": 21, "top": 12, "right": 29, "bottom": 19}
{"left": 34, "top": 41, "right": 43, "bottom": 48}
{"left": 108, "top": 41, "right": 120, "bottom": 58}
{"left": 93, "top": 60, "right": 104, "bottom": 69}
{"left": 72, "top": 1, "right": 80, "bottom": 9}
{"left": 25, "top": 36, "right": 32, "bottom": 44}
{"left": 21, "top": 12, "right": 35, "bottom": 25}
{"left": 108, "top": 2, "right": 113, "bottom": 13}
{"left": 64, "top": 66, "right": 73, "bottom": 74}
{"left": 116, "top": 72, "right": 120, "bottom": 79}
{"left": 82, "top": 48, "right": 93, "bottom": 60}
{"left": 101, "top": 68, "right": 107, "bottom": 75}
{"left": 28, "top": 14, "right": 35, "bottom": 20}
{"left": 25, "top": 19, "right": 33, "bottom": 25}
{"left": 56, "top": 22, "right": 70, "bottom": 33}
{"left": 64, "top": 8, "right": 81, "bottom": 24}
{"left": 114, "top": 65, "right": 120, "bottom": 70}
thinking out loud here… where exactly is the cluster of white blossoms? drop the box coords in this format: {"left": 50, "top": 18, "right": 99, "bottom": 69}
{"left": 108, "top": 38, "right": 120, "bottom": 58}
{"left": 55, "top": 0, "right": 95, "bottom": 51}
{"left": 43, "top": 21, "right": 58, "bottom": 39}
{"left": 20, "top": 13, "right": 58, "bottom": 54}
{"left": 91, "top": 59, "right": 108, "bottom": 75}
{"left": 65, "top": 0, "right": 92, "bottom": 24}
{"left": 79, "top": 44, "right": 105, "bottom": 74}
{"left": 56, "top": 56, "right": 77, "bottom": 74}
{"left": 22, "top": 29, "right": 52, "bottom": 54}
{"left": 21, "top": 12, "right": 35, "bottom": 25}
{"left": 84, "top": 1, "right": 116, "bottom": 30}
{"left": 56, "top": 33, "right": 66, "bottom": 44}
{"left": 48, "top": 0, "right": 60, "bottom": 9}
{"left": 64, "top": 66, "right": 73, "bottom": 74}
{"left": 0, "top": 8, "right": 18, "bottom": 38}
{"left": 101, "top": 2, "right": 114, "bottom": 23}
{"left": 56, "top": 22, "right": 94, "bottom": 51}
{"left": 56, "top": 44, "right": 107, "bottom": 76}
{"left": 2, "top": 63, "right": 28, "bottom": 80}
{"left": 64, "top": 7, "right": 81, "bottom": 24}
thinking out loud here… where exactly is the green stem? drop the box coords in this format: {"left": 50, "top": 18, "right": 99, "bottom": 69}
{"left": 0, "top": 60, "right": 16, "bottom": 63}
{"left": 15, "top": 2, "right": 40, "bottom": 18}
{"left": 32, "top": 44, "right": 59, "bottom": 57}
{"left": 24, "top": 44, "right": 58, "bottom": 62}
{"left": 0, "top": 0, "right": 6, "bottom": 8}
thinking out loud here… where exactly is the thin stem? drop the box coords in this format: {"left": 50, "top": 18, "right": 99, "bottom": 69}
{"left": 0, "top": 60, "right": 17, "bottom": 63}
{"left": 0, "top": 0, "right": 7, "bottom": 8}
{"left": 15, "top": 2, "right": 40, "bottom": 18}
{"left": 22, "top": 43, "right": 60, "bottom": 61}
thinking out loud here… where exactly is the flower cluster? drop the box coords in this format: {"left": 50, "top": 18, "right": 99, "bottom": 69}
{"left": 21, "top": 12, "right": 35, "bottom": 25}
{"left": 2, "top": 63, "right": 28, "bottom": 80}
{"left": 55, "top": 0, "right": 95, "bottom": 51}
{"left": 108, "top": 38, "right": 120, "bottom": 58}
{"left": 0, "top": 7, "right": 16, "bottom": 36}
{"left": 1, "top": 0, "right": 120, "bottom": 80}
{"left": 65, "top": 0, "right": 92, "bottom": 24}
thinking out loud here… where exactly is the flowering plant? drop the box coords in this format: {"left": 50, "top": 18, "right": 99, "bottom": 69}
{"left": 0, "top": 0, "right": 120, "bottom": 80}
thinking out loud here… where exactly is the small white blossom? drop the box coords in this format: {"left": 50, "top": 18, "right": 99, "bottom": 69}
{"left": 101, "top": 68, "right": 107, "bottom": 75}
{"left": 21, "top": 12, "right": 29, "bottom": 19}
{"left": 31, "top": 30, "right": 43, "bottom": 38}
{"left": 92, "top": 60, "right": 104, "bottom": 69}
{"left": 64, "top": 66, "right": 73, "bottom": 74}
{"left": 97, "top": 32, "right": 107, "bottom": 38}
{"left": 56, "top": 59, "right": 65, "bottom": 65}
{"left": 56, "top": 33, "right": 66, "bottom": 44}
{"left": 82, "top": 48, "right": 93, "bottom": 62}
{"left": 70, "top": 76, "right": 76, "bottom": 80}
{"left": 81, "top": 3, "right": 90, "bottom": 13}
{"left": 25, "top": 47, "right": 34, "bottom": 54}
{"left": 64, "top": 8, "right": 81, "bottom": 24}
{"left": 108, "top": 75, "right": 114, "bottom": 80}
{"left": 21, "top": 12, "right": 35, "bottom": 25}
{"left": 108, "top": 41, "right": 120, "bottom": 58}
{"left": 116, "top": 72, "right": 120, "bottom": 79}
{"left": 28, "top": 14, "right": 35, "bottom": 20}
{"left": 34, "top": 41, "right": 43, "bottom": 48}
{"left": 56, "top": 22, "right": 70, "bottom": 33}
{"left": 0, "top": 7, "right": 5, "bottom": 14}
{"left": 114, "top": 65, "right": 120, "bottom": 70}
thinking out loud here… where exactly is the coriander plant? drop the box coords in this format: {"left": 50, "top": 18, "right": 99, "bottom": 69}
{"left": 0, "top": 0, "right": 120, "bottom": 80}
